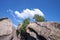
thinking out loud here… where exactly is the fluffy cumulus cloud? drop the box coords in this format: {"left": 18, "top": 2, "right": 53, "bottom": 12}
{"left": 15, "top": 9, "right": 44, "bottom": 19}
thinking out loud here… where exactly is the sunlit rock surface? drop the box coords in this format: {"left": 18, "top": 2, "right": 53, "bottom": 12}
{"left": 0, "top": 17, "right": 17, "bottom": 40}
{"left": 26, "top": 22, "right": 60, "bottom": 40}
{"left": 0, "top": 17, "right": 60, "bottom": 40}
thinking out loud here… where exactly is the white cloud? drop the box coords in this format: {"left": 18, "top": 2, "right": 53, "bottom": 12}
{"left": 7, "top": 9, "right": 21, "bottom": 23}
{"left": 14, "top": 9, "right": 44, "bottom": 19}
{"left": 7, "top": 9, "right": 14, "bottom": 17}
{"left": 7, "top": 9, "right": 13, "bottom": 13}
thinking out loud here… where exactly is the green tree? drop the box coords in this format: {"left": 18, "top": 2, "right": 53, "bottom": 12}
{"left": 19, "top": 18, "right": 30, "bottom": 40}
{"left": 16, "top": 18, "right": 30, "bottom": 36}
{"left": 34, "top": 14, "right": 45, "bottom": 22}
{"left": 20, "top": 18, "right": 30, "bottom": 32}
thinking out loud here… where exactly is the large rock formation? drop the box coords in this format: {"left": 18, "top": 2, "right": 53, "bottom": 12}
{"left": 26, "top": 22, "right": 60, "bottom": 40}
{"left": 0, "top": 17, "right": 17, "bottom": 40}
{"left": 18, "top": 22, "right": 60, "bottom": 40}
{"left": 0, "top": 17, "right": 60, "bottom": 40}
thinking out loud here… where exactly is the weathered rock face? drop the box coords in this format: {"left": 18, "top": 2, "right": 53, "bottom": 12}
{"left": 26, "top": 22, "right": 60, "bottom": 40}
{"left": 17, "top": 24, "right": 22, "bottom": 31}
{"left": 0, "top": 18, "right": 17, "bottom": 40}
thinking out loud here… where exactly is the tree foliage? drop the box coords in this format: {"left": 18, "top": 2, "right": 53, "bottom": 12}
{"left": 20, "top": 18, "right": 30, "bottom": 32}
{"left": 34, "top": 14, "right": 45, "bottom": 22}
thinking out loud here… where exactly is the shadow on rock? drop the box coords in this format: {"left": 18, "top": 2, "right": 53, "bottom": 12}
{"left": 20, "top": 27, "right": 47, "bottom": 40}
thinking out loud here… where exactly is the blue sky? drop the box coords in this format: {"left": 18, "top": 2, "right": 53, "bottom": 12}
{"left": 0, "top": 0, "right": 60, "bottom": 28}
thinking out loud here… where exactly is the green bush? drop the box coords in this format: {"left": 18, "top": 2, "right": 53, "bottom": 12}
{"left": 34, "top": 14, "right": 45, "bottom": 22}
{"left": 20, "top": 18, "right": 30, "bottom": 32}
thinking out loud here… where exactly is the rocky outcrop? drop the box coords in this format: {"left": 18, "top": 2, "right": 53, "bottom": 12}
{"left": 0, "top": 17, "right": 60, "bottom": 40}
{"left": 18, "top": 22, "right": 60, "bottom": 40}
{"left": 0, "top": 18, "right": 17, "bottom": 40}
{"left": 26, "top": 22, "right": 60, "bottom": 40}
{"left": 17, "top": 22, "right": 60, "bottom": 40}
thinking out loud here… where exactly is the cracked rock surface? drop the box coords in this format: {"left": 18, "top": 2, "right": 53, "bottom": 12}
{"left": 26, "top": 22, "right": 60, "bottom": 40}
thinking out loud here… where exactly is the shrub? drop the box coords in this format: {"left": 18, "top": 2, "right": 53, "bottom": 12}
{"left": 34, "top": 14, "right": 45, "bottom": 22}
{"left": 20, "top": 18, "right": 30, "bottom": 32}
